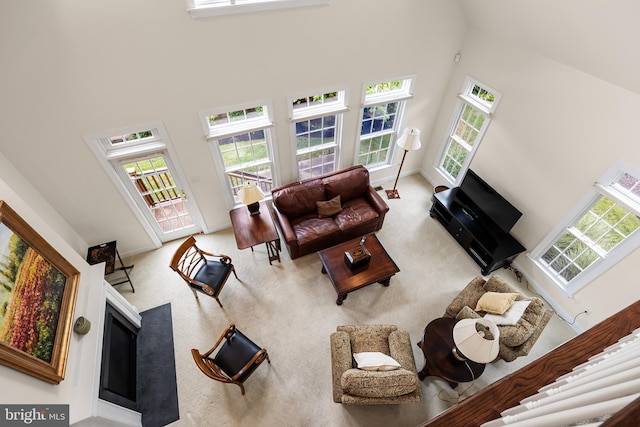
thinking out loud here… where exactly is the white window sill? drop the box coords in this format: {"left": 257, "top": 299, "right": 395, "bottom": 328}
{"left": 188, "top": 0, "right": 329, "bottom": 19}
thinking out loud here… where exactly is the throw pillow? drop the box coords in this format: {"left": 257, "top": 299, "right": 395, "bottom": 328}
{"left": 475, "top": 292, "right": 519, "bottom": 314}
{"left": 484, "top": 300, "right": 531, "bottom": 326}
{"left": 353, "top": 352, "right": 400, "bottom": 371}
{"left": 317, "top": 195, "right": 342, "bottom": 218}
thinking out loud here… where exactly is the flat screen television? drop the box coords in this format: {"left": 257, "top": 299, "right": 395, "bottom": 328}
{"left": 459, "top": 169, "right": 522, "bottom": 234}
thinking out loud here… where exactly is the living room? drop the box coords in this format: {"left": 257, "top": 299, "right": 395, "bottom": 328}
{"left": 1, "top": 0, "right": 640, "bottom": 425}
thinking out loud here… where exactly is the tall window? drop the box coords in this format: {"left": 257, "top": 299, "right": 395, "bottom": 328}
{"left": 357, "top": 77, "right": 414, "bottom": 168}
{"left": 530, "top": 162, "right": 640, "bottom": 296}
{"left": 290, "top": 90, "right": 346, "bottom": 180}
{"left": 437, "top": 77, "right": 501, "bottom": 184}
{"left": 201, "top": 103, "right": 276, "bottom": 204}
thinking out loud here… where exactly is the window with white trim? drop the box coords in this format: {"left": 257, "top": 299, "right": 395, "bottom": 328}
{"left": 289, "top": 90, "right": 346, "bottom": 180}
{"left": 357, "top": 77, "right": 414, "bottom": 168}
{"left": 187, "top": 0, "right": 329, "bottom": 19}
{"left": 437, "top": 77, "right": 501, "bottom": 184}
{"left": 201, "top": 103, "right": 276, "bottom": 204}
{"left": 529, "top": 162, "right": 640, "bottom": 296}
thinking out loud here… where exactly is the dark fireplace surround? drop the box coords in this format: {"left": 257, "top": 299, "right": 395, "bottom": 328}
{"left": 99, "top": 302, "right": 139, "bottom": 411}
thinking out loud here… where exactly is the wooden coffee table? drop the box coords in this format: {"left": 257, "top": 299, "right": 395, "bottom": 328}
{"left": 229, "top": 200, "right": 281, "bottom": 265}
{"left": 417, "top": 317, "right": 485, "bottom": 388}
{"left": 317, "top": 234, "right": 399, "bottom": 305}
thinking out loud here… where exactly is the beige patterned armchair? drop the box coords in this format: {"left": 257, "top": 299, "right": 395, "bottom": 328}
{"left": 330, "top": 324, "right": 421, "bottom": 404}
{"left": 443, "top": 275, "right": 553, "bottom": 362}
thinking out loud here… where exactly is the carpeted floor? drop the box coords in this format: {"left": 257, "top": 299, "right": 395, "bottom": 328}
{"left": 121, "top": 173, "right": 577, "bottom": 427}
{"left": 137, "top": 303, "right": 179, "bottom": 427}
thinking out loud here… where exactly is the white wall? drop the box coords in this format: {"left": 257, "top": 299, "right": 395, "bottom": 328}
{"left": 0, "top": 0, "right": 466, "bottom": 256}
{"left": 0, "top": 151, "right": 106, "bottom": 424}
{"left": 421, "top": 31, "right": 640, "bottom": 331}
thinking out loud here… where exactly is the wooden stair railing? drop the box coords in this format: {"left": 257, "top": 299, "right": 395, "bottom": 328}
{"left": 421, "top": 300, "right": 640, "bottom": 427}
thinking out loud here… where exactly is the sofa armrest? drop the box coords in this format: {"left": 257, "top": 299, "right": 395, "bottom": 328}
{"left": 443, "top": 276, "right": 487, "bottom": 318}
{"left": 330, "top": 331, "right": 353, "bottom": 402}
{"left": 366, "top": 186, "right": 390, "bottom": 216}
{"left": 388, "top": 330, "right": 418, "bottom": 373}
{"left": 272, "top": 204, "right": 297, "bottom": 244}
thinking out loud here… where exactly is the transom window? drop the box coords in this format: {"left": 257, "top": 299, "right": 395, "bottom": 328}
{"left": 530, "top": 162, "right": 640, "bottom": 296}
{"left": 357, "top": 77, "right": 414, "bottom": 168}
{"left": 437, "top": 77, "right": 501, "bottom": 184}
{"left": 100, "top": 129, "right": 162, "bottom": 154}
{"left": 201, "top": 103, "right": 276, "bottom": 204}
{"left": 290, "top": 90, "right": 346, "bottom": 180}
{"left": 187, "top": 0, "right": 329, "bottom": 19}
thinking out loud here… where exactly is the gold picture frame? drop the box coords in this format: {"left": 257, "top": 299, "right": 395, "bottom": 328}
{"left": 0, "top": 201, "right": 79, "bottom": 384}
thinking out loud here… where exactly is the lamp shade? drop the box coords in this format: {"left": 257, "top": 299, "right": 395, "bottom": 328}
{"left": 238, "top": 182, "right": 265, "bottom": 206}
{"left": 396, "top": 128, "right": 422, "bottom": 151}
{"left": 452, "top": 318, "right": 500, "bottom": 363}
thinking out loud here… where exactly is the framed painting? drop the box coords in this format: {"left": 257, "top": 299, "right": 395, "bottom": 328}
{"left": 0, "top": 201, "right": 80, "bottom": 384}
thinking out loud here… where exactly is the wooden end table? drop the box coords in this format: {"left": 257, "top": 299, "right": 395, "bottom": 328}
{"left": 229, "top": 200, "right": 281, "bottom": 265}
{"left": 417, "top": 317, "right": 485, "bottom": 388}
{"left": 317, "top": 234, "right": 399, "bottom": 305}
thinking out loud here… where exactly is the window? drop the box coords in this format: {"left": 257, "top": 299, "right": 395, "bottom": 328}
{"left": 437, "top": 77, "right": 501, "bottom": 184}
{"left": 85, "top": 122, "right": 202, "bottom": 243}
{"left": 357, "top": 77, "right": 414, "bottom": 168}
{"left": 529, "top": 162, "right": 640, "bottom": 296}
{"left": 201, "top": 103, "right": 276, "bottom": 205}
{"left": 289, "top": 90, "right": 346, "bottom": 180}
{"left": 187, "top": 0, "right": 329, "bottom": 19}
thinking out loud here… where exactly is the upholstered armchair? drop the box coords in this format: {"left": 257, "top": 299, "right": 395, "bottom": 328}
{"left": 330, "top": 324, "right": 421, "bottom": 404}
{"left": 443, "top": 275, "right": 553, "bottom": 362}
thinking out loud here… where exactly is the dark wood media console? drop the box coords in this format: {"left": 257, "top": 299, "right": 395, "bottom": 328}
{"left": 430, "top": 187, "right": 525, "bottom": 275}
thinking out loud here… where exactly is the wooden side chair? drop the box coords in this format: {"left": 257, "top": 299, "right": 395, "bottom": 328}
{"left": 169, "top": 235, "right": 237, "bottom": 308}
{"left": 191, "top": 324, "right": 270, "bottom": 395}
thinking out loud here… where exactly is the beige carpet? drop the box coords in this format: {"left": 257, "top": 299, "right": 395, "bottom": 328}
{"left": 121, "top": 173, "right": 576, "bottom": 427}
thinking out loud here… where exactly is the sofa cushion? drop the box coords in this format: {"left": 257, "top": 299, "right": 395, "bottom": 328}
{"left": 317, "top": 195, "right": 342, "bottom": 218}
{"left": 485, "top": 300, "right": 531, "bottom": 326}
{"left": 273, "top": 183, "right": 326, "bottom": 217}
{"left": 475, "top": 291, "right": 519, "bottom": 314}
{"left": 334, "top": 197, "right": 380, "bottom": 231}
{"left": 499, "top": 297, "right": 545, "bottom": 347}
{"left": 353, "top": 352, "right": 400, "bottom": 371}
{"left": 341, "top": 368, "right": 418, "bottom": 398}
{"left": 323, "top": 167, "right": 370, "bottom": 202}
{"left": 291, "top": 215, "right": 341, "bottom": 245}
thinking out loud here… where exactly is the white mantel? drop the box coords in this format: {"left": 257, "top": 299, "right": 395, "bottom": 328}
{"left": 79, "top": 275, "right": 143, "bottom": 427}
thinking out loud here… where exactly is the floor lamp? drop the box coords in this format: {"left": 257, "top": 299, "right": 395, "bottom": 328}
{"left": 386, "top": 128, "right": 422, "bottom": 199}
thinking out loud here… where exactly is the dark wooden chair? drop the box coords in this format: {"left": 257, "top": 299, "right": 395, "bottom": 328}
{"left": 191, "top": 324, "right": 270, "bottom": 395}
{"left": 169, "top": 235, "right": 237, "bottom": 308}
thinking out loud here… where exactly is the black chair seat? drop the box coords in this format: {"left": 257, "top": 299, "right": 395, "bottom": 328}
{"left": 170, "top": 236, "right": 238, "bottom": 308}
{"left": 192, "top": 324, "right": 269, "bottom": 395}
{"left": 214, "top": 329, "right": 262, "bottom": 381}
{"left": 193, "top": 260, "right": 233, "bottom": 294}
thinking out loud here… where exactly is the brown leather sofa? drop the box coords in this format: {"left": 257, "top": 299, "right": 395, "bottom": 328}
{"left": 271, "top": 166, "right": 389, "bottom": 259}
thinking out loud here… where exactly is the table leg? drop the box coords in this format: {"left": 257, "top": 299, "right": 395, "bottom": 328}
{"left": 336, "top": 293, "right": 346, "bottom": 305}
{"left": 265, "top": 240, "right": 280, "bottom": 265}
{"left": 378, "top": 277, "right": 391, "bottom": 286}
{"left": 321, "top": 265, "right": 327, "bottom": 274}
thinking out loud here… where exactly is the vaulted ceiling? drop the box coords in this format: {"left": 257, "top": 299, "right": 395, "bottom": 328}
{"left": 460, "top": 0, "right": 640, "bottom": 95}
